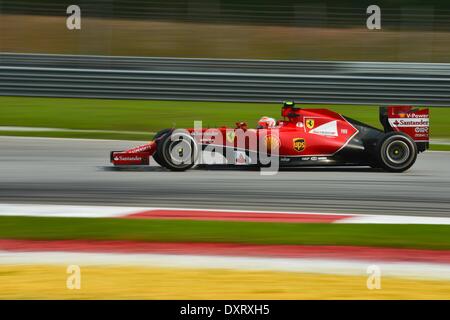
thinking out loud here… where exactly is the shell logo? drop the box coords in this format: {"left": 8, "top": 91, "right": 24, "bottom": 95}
{"left": 264, "top": 135, "right": 281, "bottom": 150}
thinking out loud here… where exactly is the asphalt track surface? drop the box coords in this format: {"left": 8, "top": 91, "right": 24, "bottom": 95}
{"left": 0, "top": 136, "right": 449, "bottom": 217}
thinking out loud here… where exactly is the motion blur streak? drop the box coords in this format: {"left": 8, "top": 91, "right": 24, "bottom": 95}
{"left": 1, "top": 53, "right": 450, "bottom": 105}
{"left": 1, "top": 265, "right": 449, "bottom": 299}
{"left": 0, "top": 136, "right": 449, "bottom": 216}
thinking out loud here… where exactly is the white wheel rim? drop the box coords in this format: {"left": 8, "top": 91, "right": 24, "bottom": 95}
{"left": 386, "top": 140, "right": 410, "bottom": 165}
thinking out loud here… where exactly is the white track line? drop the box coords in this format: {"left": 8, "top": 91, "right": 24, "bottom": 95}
{"left": 0, "top": 203, "right": 148, "bottom": 218}
{"left": 1, "top": 203, "right": 450, "bottom": 224}
{"left": 0, "top": 126, "right": 154, "bottom": 135}
{"left": 1, "top": 251, "right": 449, "bottom": 280}
{"left": 0, "top": 135, "right": 147, "bottom": 143}
{"left": 336, "top": 214, "right": 450, "bottom": 225}
{"left": 0, "top": 203, "right": 349, "bottom": 218}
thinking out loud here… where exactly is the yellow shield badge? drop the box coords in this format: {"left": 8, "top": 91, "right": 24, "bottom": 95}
{"left": 293, "top": 138, "right": 306, "bottom": 152}
{"left": 305, "top": 119, "right": 315, "bottom": 129}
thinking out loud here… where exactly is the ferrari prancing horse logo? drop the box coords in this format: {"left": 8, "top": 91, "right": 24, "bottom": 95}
{"left": 306, "top": 119, "right": 315, "bottom": 129}
{"left": 293, "top": 138, "right": 306, "bottom": 152}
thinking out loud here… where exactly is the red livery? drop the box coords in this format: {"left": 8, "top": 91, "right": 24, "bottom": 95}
{"left": 111, "top": 102, "right": 429, "bottom": 172}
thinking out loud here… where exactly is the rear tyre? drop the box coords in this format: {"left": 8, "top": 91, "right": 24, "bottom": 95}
{"left": 376, "top": 132, "right": 417, "bottom": 172}
{"left": 154, "top": 130, "right": 198, "bottom": 171}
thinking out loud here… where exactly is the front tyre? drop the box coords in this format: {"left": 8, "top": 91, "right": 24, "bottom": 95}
{"left": 376, "top": 132, "right": 417, "bottom": 172}
{"left": 152, "top": 129, "right": 173, "bottom": 167}
{"left": 155, "top": 130, "right": 198, "bottom": 171}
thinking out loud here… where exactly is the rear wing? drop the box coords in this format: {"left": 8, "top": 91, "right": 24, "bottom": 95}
{"left": 380, "top": 106, "right": 429, "bottom": 152}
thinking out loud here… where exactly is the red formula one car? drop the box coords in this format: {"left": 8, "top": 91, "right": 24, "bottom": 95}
{"left": 111, "top": 102, "right": 429, "bottom": 172}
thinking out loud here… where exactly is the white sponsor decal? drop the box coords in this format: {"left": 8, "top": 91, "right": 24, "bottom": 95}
{"left": 415, "top": 127, "right": 429, "bottom": 133}
{"left": 309, "top": 120, "right": 338, "bottom": 137}
{"left": 406, "top": 113, "right": 428, "bottom": 118}
{"left": 114, "top": 156, "right": 142, "bottom": 161}
{"left": 389, "top": 118, "right": 429, "bottom": 127}
{"left": 130, "top": 146, "right": 151, "bottom": 152}
{"left": 301, "top": 156, "right": 328, "bottom": 161}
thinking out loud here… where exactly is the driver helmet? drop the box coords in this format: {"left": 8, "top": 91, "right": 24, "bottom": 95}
{"left": 283, "top": 101, "right": 295, "bottom": 107}
{"left": 257, "top": 116, "right": 276, "bottom": 129}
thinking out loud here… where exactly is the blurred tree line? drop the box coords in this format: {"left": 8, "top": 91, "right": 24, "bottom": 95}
{"left": 0, "top": 0, "right": 448, "bottom": 30}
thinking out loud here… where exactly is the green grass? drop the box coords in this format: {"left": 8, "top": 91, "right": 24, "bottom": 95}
{"left": 0, "top": 130, "right": 153, "bottom": 141}
{"left": 430, "top": 144, "right": 450, "bottom": 151}
{"left": 0, "top": 96, "right": 449, "bottom": 140}
{"left": 0, "top": 96, "right": 285, "bottom": 132}
{"left": 0, "top": 216, "right": 449, "bottom": 250}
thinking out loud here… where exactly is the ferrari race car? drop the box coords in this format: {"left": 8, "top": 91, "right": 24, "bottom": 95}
{"left": 110, "top": 102, "right": 429, "bottom": 172}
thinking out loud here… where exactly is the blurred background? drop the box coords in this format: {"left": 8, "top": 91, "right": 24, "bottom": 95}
{"left": 1, "top": 1, "right": 450, "bottom": 300}
{"left": 1, "top": 0, "right": 450, "bottom": 61}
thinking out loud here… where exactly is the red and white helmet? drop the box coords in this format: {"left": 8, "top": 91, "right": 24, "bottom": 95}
{"left": 257, "top": 116, "right": 276, "bottom": 129}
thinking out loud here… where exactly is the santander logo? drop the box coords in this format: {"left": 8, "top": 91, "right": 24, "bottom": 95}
{"left": 114, "top": 156, "right": 142, "bottom": 161}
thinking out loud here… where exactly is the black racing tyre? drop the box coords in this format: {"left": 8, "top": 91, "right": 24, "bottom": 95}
{"left": 368, "top": 161, "right": 380, "bottom": 169}
{"left": 152, "top": 129, "right": 173, "bottom": 167}
{"left": 375, "top": 132, "right": 417, "bottom": 172}
{"left": 154, "top": 130, "right": 198, "bottom": 171}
